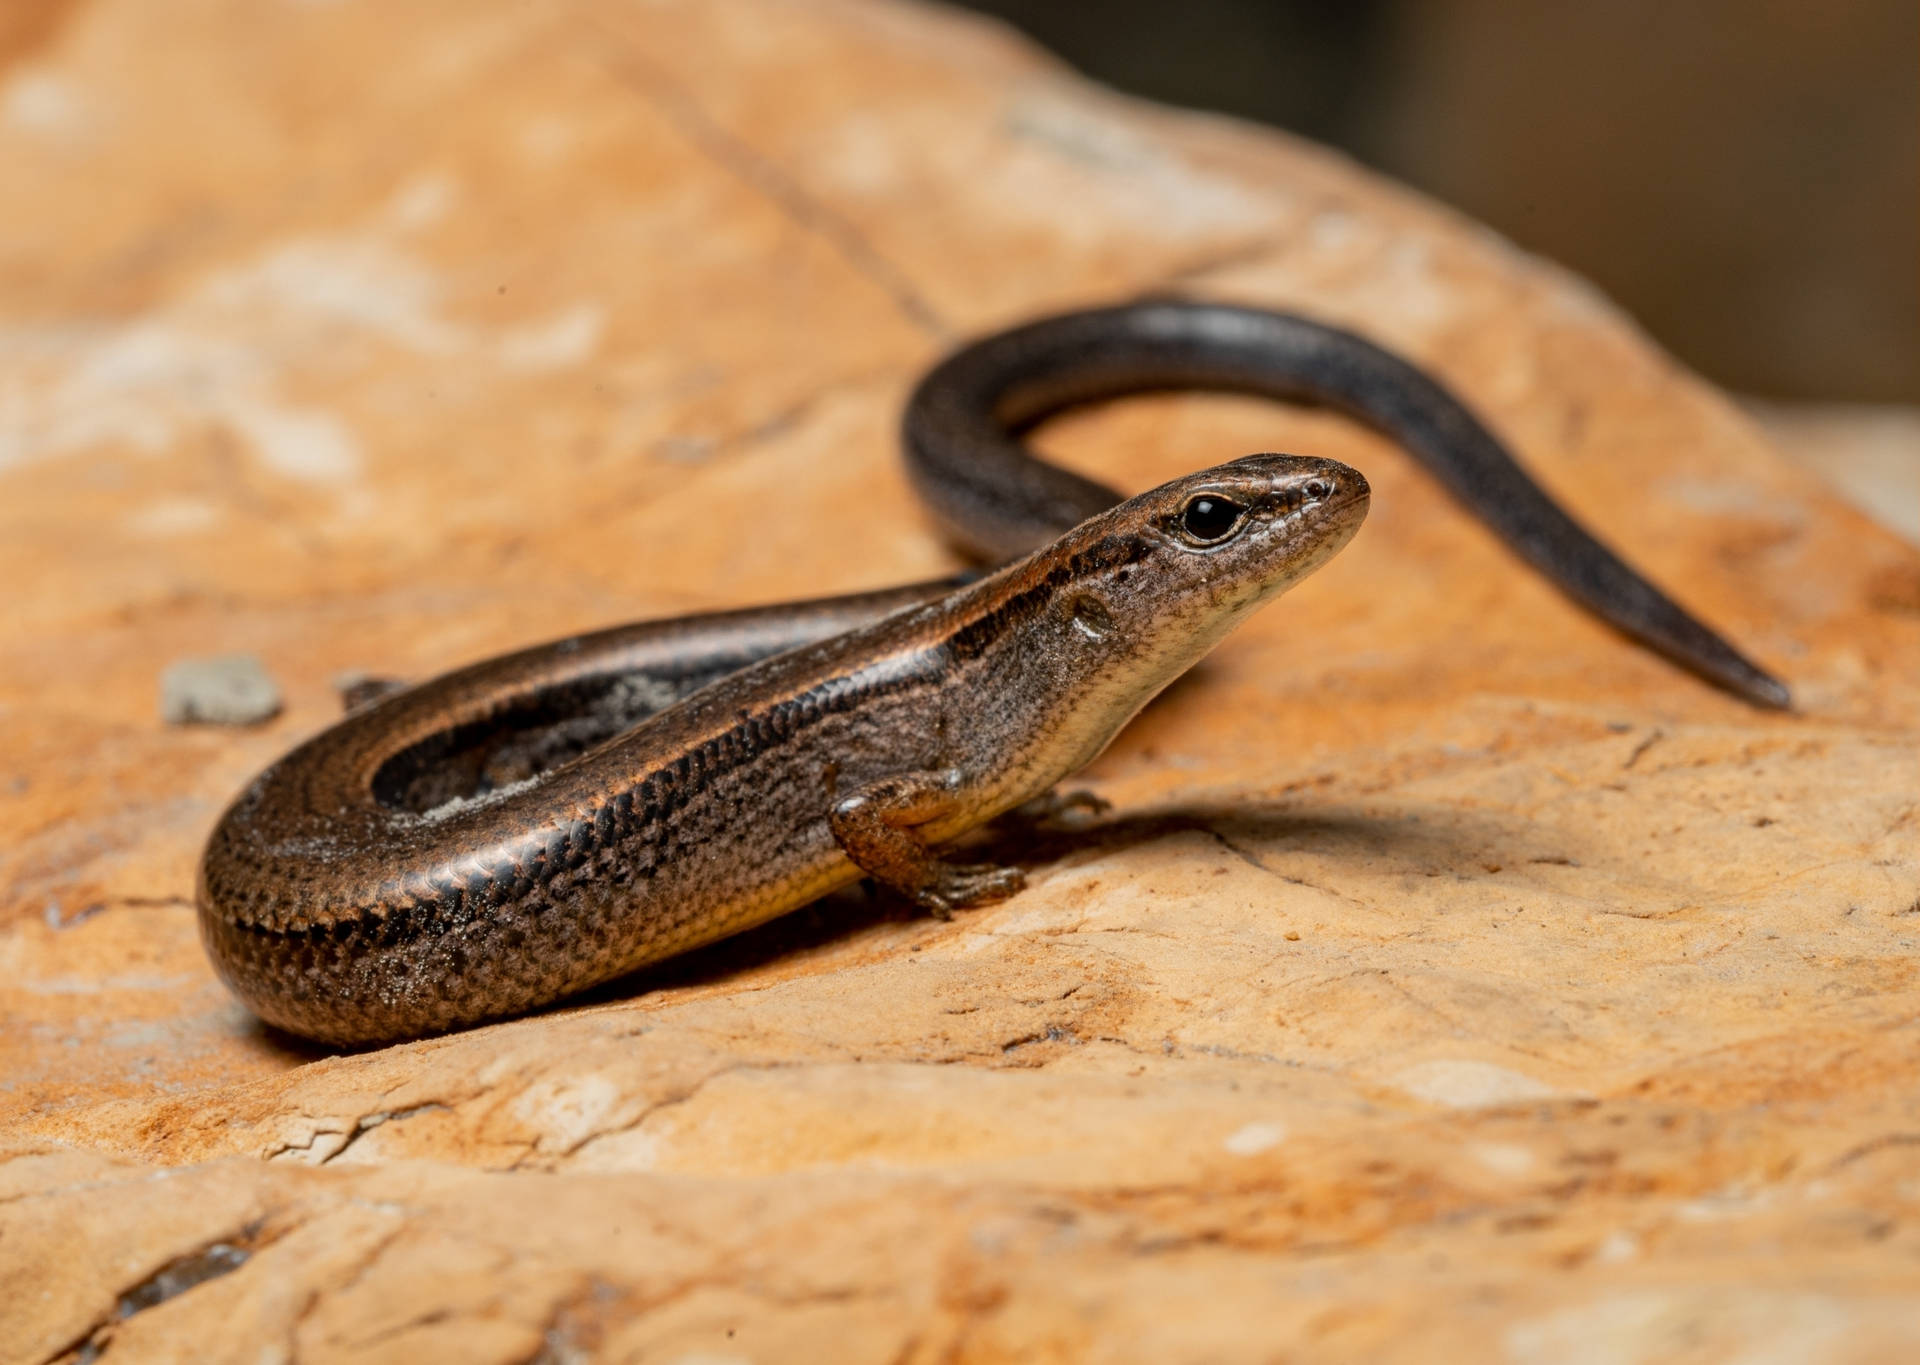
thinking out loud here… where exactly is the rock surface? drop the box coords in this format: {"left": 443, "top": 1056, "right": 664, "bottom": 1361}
{"left": 3, "top": 0, "right": 1918, "bottom": 1360}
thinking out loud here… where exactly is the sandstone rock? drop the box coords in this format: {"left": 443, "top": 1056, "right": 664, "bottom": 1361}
{"left": 2, "top": 0, "right": 1917, "bottom": 1360}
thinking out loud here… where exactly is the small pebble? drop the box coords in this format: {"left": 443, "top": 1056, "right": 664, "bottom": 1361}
{"left": 160, "top": 653, "right": 283, "bottom": 726}
{"left": 332, "top": 670, "right": 409, "bottom": 712}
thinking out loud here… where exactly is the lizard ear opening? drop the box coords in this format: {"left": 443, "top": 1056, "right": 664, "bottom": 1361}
{"left": 1069, "top": 592, "right": 1115, "bottom": 641}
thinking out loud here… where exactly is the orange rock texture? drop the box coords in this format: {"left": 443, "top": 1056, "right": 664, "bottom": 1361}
{"left": 4, "top": 1, "right": 1918, "bottom": 1360}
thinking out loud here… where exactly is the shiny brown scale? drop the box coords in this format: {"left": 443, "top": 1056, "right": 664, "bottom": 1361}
{"left": 199, "top": 302, "right": 1786, "bottom": 1046}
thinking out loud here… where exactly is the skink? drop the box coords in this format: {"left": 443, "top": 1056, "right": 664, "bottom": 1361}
{"left": 198, "top": 302, "right": 1787, "bottom": 1045}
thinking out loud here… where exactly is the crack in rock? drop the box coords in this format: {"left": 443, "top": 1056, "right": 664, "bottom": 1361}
{"left": 51, "top": 1222, "right": 268, "bottom": 1365}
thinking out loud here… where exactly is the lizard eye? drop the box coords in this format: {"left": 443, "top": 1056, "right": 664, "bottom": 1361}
{"left": 1179, "top": 495, "right": 1247, "bottom": 544}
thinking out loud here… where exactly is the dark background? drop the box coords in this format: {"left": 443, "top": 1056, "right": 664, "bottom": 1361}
{"left": 953, "top": 0, "right": 1916, "bottom": 404}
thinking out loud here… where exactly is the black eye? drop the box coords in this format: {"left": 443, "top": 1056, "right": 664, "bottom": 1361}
{"left": 1181, "top": 495, "right": 1246, "bottom": 543}
{"left": 1303, "top": 478, "right": 1331, "bottom": 501}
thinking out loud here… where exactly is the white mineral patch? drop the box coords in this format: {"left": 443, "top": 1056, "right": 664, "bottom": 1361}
{"left": 204, "top": 238, "right": 463, "bottom": 354}
{"left": 1308, "top": 208, "right": 1359, "bottom": 252}
{"left": 1372, "top": 237, "right": 1458, "bottom": 336}
{"left": 512, "top": 1072, "right": 626, "bottom": 1155}
{"left": 819, "top": 114, "right": 899, "bottom": 193}
{"left": 1391, "top": 1059, "right": 1557, "bottom": 1109}
{"left": 997, "top": 92, "right": 1283, "bottom": 241}
{"left": 568, "top": 1125, "right": 664, "bottom": 1172}
{"left": 0, "top": 194, "right": 601, "bottom": 486}
{"left": 977, "top": 900, "right": 1078, "bottom": 939}
{"left": 129, "top": 497, "right": 222, "bottom": 537}
{"left": 498, "top": 303, "right": 604, "bottom": 372}
{"left": 1469, "top": 1141, "right": 1537, "bottom": 1177}
{"left": 223, "top": 401, "right": 362, "bottom": 482}
{"left": 1505, "top": 1290, "right": 1854, "bottom": 1365}
{"left": 267, "top": 1124, "right": 352, "bottom": 1166}
{"left": 515, "top": 116, "right": 578, "bottom": 165}
{"left": 1590, "top": 1230, "right": 1640, "bottom": 1265}
{"left": 385, "top": 172, "right": 458, "bottom": 232}
{"left": 3, "top": 70, "right": 86, "bottom": 136}
{"left": 1222, "top": 1121, "right": 1287, "bottom": 1156}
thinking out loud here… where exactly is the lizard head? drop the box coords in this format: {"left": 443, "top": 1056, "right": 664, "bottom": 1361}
{"left": 966, "top": 453, "right": 1368, "bottom": 776}
{"left": 1044, "top": 451, "right": 1367, "bottom": 661}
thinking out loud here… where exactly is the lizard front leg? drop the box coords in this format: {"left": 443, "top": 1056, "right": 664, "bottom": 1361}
{"left": 828, "top": 770, "right": 1026, "bottom": 919}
